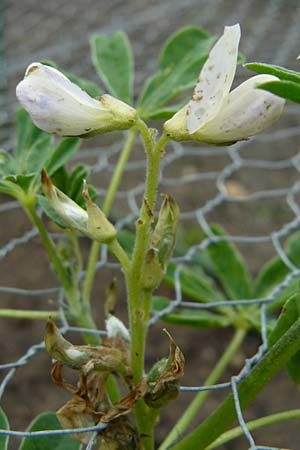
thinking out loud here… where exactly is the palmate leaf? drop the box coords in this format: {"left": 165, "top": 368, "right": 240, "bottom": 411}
{"left": 91, "top": 31, "right": 134, "bottom": 104}
{"left": 258, "top": 80, "right": 300, "bottom": 103}
{"left": 165, "top": 262, "right": 225, "bottom": 303}
{"left": 19, "top": 412, "right": 80, "bottom": 450}
{"left": 206, "top": 225, "right": 252, "bottom": 300}
{"left": 137, "top": 26, "right": 215, "bottom": 119}
{"left": 245, "top": 62, "right": 300, "bottom": 83}
{"left": 255, "top": 232, "right": 300, "bottom": 300}
{"left": 152, "top": 296, "right": 230, "bottom": 328}
{"left": 245, "top": 62, "right": 300, "bottom": 103}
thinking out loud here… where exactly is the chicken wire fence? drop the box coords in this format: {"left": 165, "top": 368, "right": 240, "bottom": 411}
{"left": 1, "top": 0, "right": 300, "bottom": 449}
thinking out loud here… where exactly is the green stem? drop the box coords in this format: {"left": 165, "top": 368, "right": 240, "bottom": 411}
{"left": 128, "top": 131, "right": 169, "bottom": 384}
{"left": 207, "top": 408, "right": 300, "bottom": 449}
{"left": 170, "top": 318, "right": 300, "bottom": 450}
{"left": 159, "top": 328, "right": 246, "bottom": 450}
{"left": 109, "top": 238, "right": 131, "bottom": 274}
{"left": 124, "top": 128, "right": 169, "bottom": 450}
{"left": 0, "top": 309, "right": 60, "bottom": 320}
{"left": 25, "top": 204, "right": 68, "bottom": 291}
{"left": 82, "top": 128, "right": 137, "bottom": 307}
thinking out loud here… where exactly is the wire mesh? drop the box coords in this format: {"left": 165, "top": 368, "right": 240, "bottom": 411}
{"left": 1, "top": 0, "right": 300, "bottom": 449}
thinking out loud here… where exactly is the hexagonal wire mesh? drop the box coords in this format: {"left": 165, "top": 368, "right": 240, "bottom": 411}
{"left": 1, "top": 0, "right": 300, "bottom": 449}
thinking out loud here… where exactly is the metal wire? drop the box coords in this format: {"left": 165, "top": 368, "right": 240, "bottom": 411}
{"left": 1, "top": 0, "right": 300, "bottom": 449}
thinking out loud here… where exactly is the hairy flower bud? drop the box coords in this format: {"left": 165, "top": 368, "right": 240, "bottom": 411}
{"left": 42, "top": 170, "right": 116, "bottom": 243}
{"left": 164, "top": 24, "right": 285, "bottom": 145}
{"left": 16, "top": 63, "right": 137, "bottom": 136}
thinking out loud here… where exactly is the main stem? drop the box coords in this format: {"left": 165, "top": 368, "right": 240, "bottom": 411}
{"left": 159, "top": 327, "right": 246, "bottom": 450}
{"left": 125, "top": 124, "right": 169, "bottom": 450}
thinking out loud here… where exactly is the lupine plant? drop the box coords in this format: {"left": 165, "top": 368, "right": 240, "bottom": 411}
{"left": 1, "top": 22, "right": 300, "bottom": 450}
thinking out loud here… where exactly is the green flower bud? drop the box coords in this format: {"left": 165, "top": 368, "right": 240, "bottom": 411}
{"left": 152, "top": 194, "right": 180, "bottom": 269}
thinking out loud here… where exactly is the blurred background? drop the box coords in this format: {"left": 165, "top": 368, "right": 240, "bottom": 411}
{"left": 1, "top": 0, "right": 300, "bottom": 449}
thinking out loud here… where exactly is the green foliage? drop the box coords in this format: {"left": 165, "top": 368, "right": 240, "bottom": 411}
{"left": 46, "top": 138, "right": 81, "bottom": 176}
{"left": 91, "top": 31, "right": 134, "bottom": 104}
{"left": 0, "top": 408, "right": 9, "bottom": 450}
{"left": 246, "top": 62, "right": 300, "bottom": 103}
{"left": 19, "top": 412, "right": 80, "bottom": 450}
{"left": 255, "top": 233, "right": 300, "bottom": 308}
{"left": 152, "top": 296, "right": 230, "bottom": 327}
{"left": 268, "top": 293, "right": 300, "bottom": 386}
{"left": 137, "top": 26, "right": 215, "bottom": 119}
{"left": 165, "top": 262, "right": 224, "bottom": 303}
{"left": 41, "top": 59, "right": 103, "bottom": 97}
{"left": 206, "top": 225, "right": 252, "bottom": 300}
{"left": 0, "top": 109, "right": 81, "bottom": 199}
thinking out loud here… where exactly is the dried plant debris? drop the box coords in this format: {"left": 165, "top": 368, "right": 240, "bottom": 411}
{"left": 44, "top": 321, "right": 184, "bottom": 448}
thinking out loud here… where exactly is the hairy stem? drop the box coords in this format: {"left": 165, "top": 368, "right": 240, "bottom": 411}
{"left": 159, "top": 328, "right": 246, "bottom": 450}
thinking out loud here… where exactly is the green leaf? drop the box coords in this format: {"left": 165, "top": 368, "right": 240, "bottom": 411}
{"left": 46, "top": 138, "right": 80, "bottom": 176}
{"left": 0, "top": 180, "right": 20, "bottom": 196}
{"left": 255, "top": 232, "right": 300, "bottom": 299}
{"left": 38, "top": 195, "right": 68, "bottom": 228}
{"left": 19, "top": 412, "right": 80, "bottom": 450}
{"left": 245, "top": 62, "right": 300, "bottom": 83}
{"left": 206, "top": 225, "right": 252, "bottom": 300}
{"left": 25, "top": 134, "right": 54, "bottom": 175}
{"left": 268, "top": 293, "right": 300, "bottom": 386}
{"left": 67, "top": 164, "right": 91, "bottom": 206}
{"left": 165, "top": 262, "right": 224, "bottom": 303}
{"left": 41, "top": 60, "right": 103, "bottom": 97}
{"left": 5, "top": 174, "right": 36, "bottom": 193}
{"left": 137, "top": 26, "right": 214, "bottom": 118}
{"left": 258, "top": 79, "right": 300, "bottom": 103}
{"left": 0, "top": 408, "right": 9, "bottom": 450}
{"left": 0, "top": 151, "right": 16, "bottom": 176}
{"left": 91, "top": 31, "right": 134, "bottom": 104}
{"left": 152, "top": 296, "right": 230, "bottom": 328}
{"left": 15, "top": 109, "right": 47, "bottom": 170}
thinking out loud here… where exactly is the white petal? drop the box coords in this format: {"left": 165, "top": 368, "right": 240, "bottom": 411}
{"left": 187, "top": 24, "right": 241, "bottom": 134}
{"left": 197, "top": 74, "right": 285, "bottom": 144}
{"left": 16, "top": 63, "right": 110, "bottom": 136}
{"left": 106, "top": 316, "right": 130, "bottom": 341}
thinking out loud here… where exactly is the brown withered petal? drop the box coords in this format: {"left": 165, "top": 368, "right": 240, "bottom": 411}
{"left": 57, "top": 395, "right": 101, "bottom": 445}
{"left": 45, "top": 320, "right": 130, "bottom": 377}
{"left": 101, "top": 379, "right": 148, "bottom": 423}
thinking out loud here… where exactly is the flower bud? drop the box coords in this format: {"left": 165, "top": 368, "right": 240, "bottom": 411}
{"left": 16, "top": 62, "right": 137, "bottom": 136}
{"left": 42, "top": 170, "right": 116, "bottom": 243}
{"left": 152, "top": 195, "right": 179, "bottom": 269}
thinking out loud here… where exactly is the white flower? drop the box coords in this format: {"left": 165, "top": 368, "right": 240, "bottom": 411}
{"left": 16, "top": 63, "right": 136, "bottom": 136}
{"left": 164, "top": 24, "right": 285, "bottom": 145}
